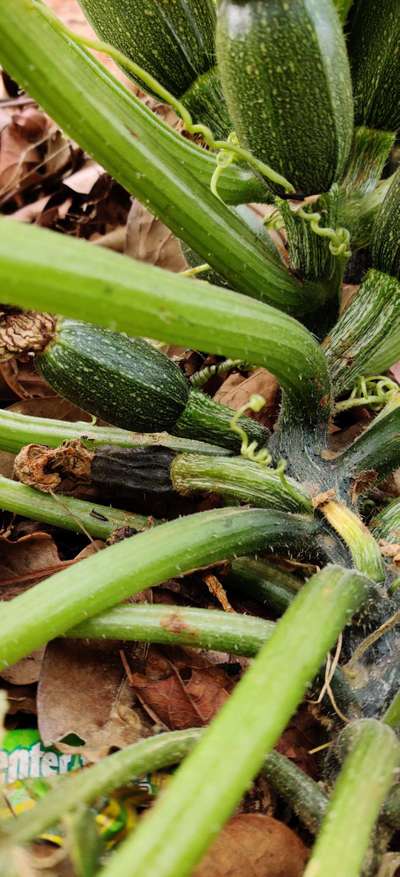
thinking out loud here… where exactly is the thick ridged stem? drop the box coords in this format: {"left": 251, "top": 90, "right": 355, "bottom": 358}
{"left": 341, "top": 175, "right": 393, "bottom": 251}
{"left": 171, "top": 454, "right": 313, "bottom": 514}
{"left": 0, "top": 475, "right": 149, "bottom": 538}
{"left": 226, "top": 557, "right": 300, "bottom": 614}
{"left": 371, "top": 498, "right": 400, "bottom": 544}
{"left": 333, "top": 0, "right": 354, "bottom": 22}
{"left": 383, "top": 691, "right": 400, "bottom": 730}
{"left": 99, "top": 566, "right": 370, "bottom": 877}
{"left": 0, "top": 507, "right": 318, "bottom": 669}
{"left": 69, "top": 604, "right": 275, "bottom": 655}
{"left": 0, "top": 220, "right": 332, "bottom": 430}
{"left": 175, "top": 391, "right": 269, "bottom": 451}
{"left": 337, "top": 396, "right": 400, "bottom": 481}
{"left": 304, "top": 720, "right": 400, "bottom": 877}
{"left": 324, "top": 270, "right": 400, "bottom": 395}
{"left": 0, "top": 409, "right": 229, "bottom": 457}
{"left": 263, "top": 750, "right": 327, "bottom": 835}
{"left": 0, "top": 0, "right": 330, "bottom": 315}
{"left": 340, "top": 126, "right": 395, "bottom": 197}
{"left": 279, "top": 189, "right": 342, "bottom": 287}
{"left": 372, "top": 166, "right": 400, "bottom": 279}
{"left": 320, "top": 501, "right": 385, "bottom": 582}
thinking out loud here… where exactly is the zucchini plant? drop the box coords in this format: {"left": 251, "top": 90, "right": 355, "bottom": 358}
{"left": 0, "top": 1, "right": 400, "bottom": 875}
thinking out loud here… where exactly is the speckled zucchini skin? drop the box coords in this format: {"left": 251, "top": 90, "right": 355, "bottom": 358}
{"left": 349, "top": 0, "right": 400, "bottom": 132}
{"left": 216, "top": 0, "right": 353, "bottom": 195}
{"left": 372, "top": 168, "right": 400, "bottom": 280}
{"left": 38, "top": 320, "right": 189, "bottom": 432}
{"left": 78, "top": 0, "right": 231, "bottom": 136}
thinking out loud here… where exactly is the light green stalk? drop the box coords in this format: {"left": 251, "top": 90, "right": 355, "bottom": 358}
{"left": 69, "top": 604, "right": 275, "bottom": 656}
{"left": 0, "top": 476, "right": 149, "bottom": 539}
{"left": 0, "top": 0, "right": 329, "bottom": 315}
{"left": 0, "top": 220, "right": 331, "bottom": 428}
{"left": 99, "top": 566, "right": 370, "bottom": 877}
{"left": 171, "top": 454, "right": 313, "bottom": 513}
{"left": 0, "top": 507, "right": 317, "bottom": 669}
{"left": 0, "top": 409, "right": 230, "bottom": 456}
{"left": 304, "top": 720, "right": 400, "bottom": 877}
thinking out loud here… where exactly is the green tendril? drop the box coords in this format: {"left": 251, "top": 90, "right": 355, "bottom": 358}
{"left": 190, "top": 359, "right": 251, "bottom": 389}
{"left": 296, "top": 206, "right": 351, "bottom": 258}
{"left": 230, "top": 395, "right": 272, "bottom": 466}
{"left": 335, "top": 375, "right": 399, "bottom": 413}
{"left": 264, "top": 209, "right": 285, "bottom": 232}
{"left": 34, "top": 1, "right": 294, "bottom": 199}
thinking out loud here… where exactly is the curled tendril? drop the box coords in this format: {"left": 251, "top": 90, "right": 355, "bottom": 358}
{"left": 36, "top": 3, "right": 295, "bottom": 200}
{"left": 230, "top": 394, "right": 272, "bottom": 466}
{"left": 335, "top": 375, "right": 399, "bottom": 413}
{"left": 296, "top": 206, "right": 351, "bottom": 259}
{"left": 190, "top": 358, "right": 251, "bottom": 389}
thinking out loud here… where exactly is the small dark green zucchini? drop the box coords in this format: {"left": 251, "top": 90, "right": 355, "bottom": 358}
{"left": 216, "top": 0, "right": 353, "bottom": 195}
{"left": 348, "top": 0, "right": 400, "bottom": 133}
{"left": 36, "top": 320, "right": 268, "bottom": 452}
{"left": 78, "top": 0, "right": 231, "bottom": 137}
{"left": 372, "top": 167, "right": 400, "bottom": 280}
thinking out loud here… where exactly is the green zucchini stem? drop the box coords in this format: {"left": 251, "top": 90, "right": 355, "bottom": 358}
{"left": 175, "top": 390, "right": 269, "bottom": 451}
{"left": 226, "top": 557, "right": 300, "bottom": 614}
{"left": 98, "top": 566, "right": 370, "bottom": 877}
{"left": 69, "top": 603, "right": 274, "bottom": 655}
{"left": 333, "top": 0, "right": 354, "bottom": 23}
{"left": 337, "top": 395, "right": 400, "bottom": 482}
{"left": 2, "top": 729, "right": 203, "bottom": 847}
{"left": 371, "top": 497, "right": 400, "bottom": 545}
{"left": 0, "top": 0, "right": 330, "bottom": 316}
{"left": 319, "top": 501, "right": 385, "bottom": 582}
{"left": 341, "top": 175, "right": 393, "bottom": 252}
{"left": 340, "top": 126, "right": 395, "bottom": 198}
{"left": 303, "top": 720, "right": 400, "bottom": 877}
{"left": 383, "top": 691, "right": 400, "bottom": 730}
{"left": 263, "top": 750, "right": 327, "bottom": 835}
{"left": 0, "top": 409, "right": 230, "bottom": 457}
{"left": 0, "top": 220, "right": 332, "bottom": 431}
{"left": 0, "top": 475, "right": 149, "bottom": 539}
{"left": 39, "top": 7, "right": 294, "bottom": 196}
{"left": 2, "top": 730, "right": 327, "bottom": 849}
{"left": 0, "top": 507, "right": 318, "bottom": 669}
{"left": 324, "top": 270, "right": 400, "bottom": 395}
{"left": 171, "top": 453, "right": 313, "bottom": 514}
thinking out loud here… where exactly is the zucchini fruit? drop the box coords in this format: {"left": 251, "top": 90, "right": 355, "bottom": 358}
{"left": 36, "top": 319, "right": 268, "bottom": 451}
{"left": 216, "top": 0, "right": 353, "bottom": 195}
{"left": 78, "top": 0, "right": 231, "bottom": 138}
{"left": 349, "top": 0, "right": 400, "bottom": 133}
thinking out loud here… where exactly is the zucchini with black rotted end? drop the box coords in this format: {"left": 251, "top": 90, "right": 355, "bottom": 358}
{"left": 216, "top": 0, "right": 353, "bottom": 196}
{"left": 5, "top": 317, "right": 268, "bottom": 452}
{"left": 348, "top": 0, "right": 400, "bottom": 135}
{"left": 77, "top": 0, "right": 232, "bottom": 138}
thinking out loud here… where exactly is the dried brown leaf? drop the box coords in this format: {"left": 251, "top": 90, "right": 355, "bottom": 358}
{"left": 214, "top": 369, "right": 279, "bottom": 430}
{"left": 1, "top": 650, "right": 45, "bottom": 686}
{"left": 125, "top": 201, "right": 187, "bottom": 272}
{"left": 37, "top": 639, "right": 148, "bottom": 760}
{"left": 0, "top": 358, "right": 54, "bottom": 400}
{"left": 125, "top": 646, "right": 234, "bottom": 730}
{"left": 193, "top": 814, "right": 308, "bottom": 877}
{"left": 0, "top": 531, "right": 103, "bottom": 599}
